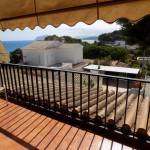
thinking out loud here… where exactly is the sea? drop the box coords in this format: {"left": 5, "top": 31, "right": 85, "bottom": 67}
{"left": 2, "top": 40, "right": 94, "bottom": 53}
{"left": 2, "top": 40, "right": 34, "bottom": 53}
{"left": 82, "top": 40, "right": 95, "bottom": 44}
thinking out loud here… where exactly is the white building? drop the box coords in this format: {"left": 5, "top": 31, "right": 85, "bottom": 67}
{"left": 22, "top": 41, "right": 83, "bottom": 66}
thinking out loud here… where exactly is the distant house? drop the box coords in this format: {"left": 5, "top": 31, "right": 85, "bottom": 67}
{"left": 126, "top": 44, "right": 140, "bottom": 50}
{"left": 0, "top": 41, "right": 10, "bottom": 63}
{"left": 101, "top": 40, "right": 140, "bottom": 50}
{"left": 114, "top": 40, "right": 126, "bottom": 48}
{"left": 137, "top": 57, "right": 150, "bottom": 65}
{"left": 22, "top": 41, "right": 83, "bottom": 66}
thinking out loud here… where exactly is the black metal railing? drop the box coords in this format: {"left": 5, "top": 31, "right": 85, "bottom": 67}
{"left": 0, "top": 63, "right": 150, "bottom": 142}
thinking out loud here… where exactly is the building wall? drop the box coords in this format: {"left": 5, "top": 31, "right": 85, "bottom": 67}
{"left": 45, "top": 49, "right": 56, "bottom": 66}
{"left": 56, "top": 47, "right": 83, "bottom": 64}
{"left": 23, "top": 49, "right": 45, "bottom": 66}
{"left": 73, "top": 47, "right": 83, "bottom": 64}
{"left": 23, "top": 46, "right": 83, "bottom": 66}
{"left": 23, "top": 49, "right": 57, "bottom": 66}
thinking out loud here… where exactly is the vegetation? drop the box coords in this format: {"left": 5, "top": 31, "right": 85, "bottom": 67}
{"left": 45, "top": 35, "right": 82, "bottom": 43}
{"left": 93, "top": 56, "right": 111, "bottom": 66}
{"left": 83, "top": 79, "right": 94, "bottom": 88}
{"left": 83, "top": 44, "right": 129, "bottom": 62}
{"left": 117, "top": 16, "right": 150, "bottom": 70}
{"left": 98, "top": 30, "right": 125, "bottom": 45}
{"left": 10, "top": 48, "right": 23, "bottom": 64}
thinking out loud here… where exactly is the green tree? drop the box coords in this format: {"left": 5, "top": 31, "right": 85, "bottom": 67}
{"left": 10, "top": 48, "right": 23, "bottom": 64}
{"left": 117, "top": 16, "right": 150, "bottom": 69}
{"left": 44, "top": 35, "right": 60, "bottom": 41}
{"left": 83, "top": 44, "right": 129, "bottom": 62}
{"left": 98, "top": 30, "right": 125, "bottom": 45}
{"left": 62, "top": 36, "right": 82, "bottom": 43}
{"left": 110, "top": 47, "right": 129, "bottom": 62}
{"left": 44, "top": 35, "right": 81, "bottom": 43}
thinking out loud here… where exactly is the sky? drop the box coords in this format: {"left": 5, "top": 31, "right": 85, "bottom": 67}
{"left": 0, "top": 20, "right": 120, "bottom": 41}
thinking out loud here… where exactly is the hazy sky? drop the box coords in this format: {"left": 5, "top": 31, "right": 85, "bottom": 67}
{"left": 0, "top": 20, "right": 120, "bottom": 41}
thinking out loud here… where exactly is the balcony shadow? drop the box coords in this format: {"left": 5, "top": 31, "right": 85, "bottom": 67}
{"left": 0, "top": 127, "right": 38, "bottom": 150}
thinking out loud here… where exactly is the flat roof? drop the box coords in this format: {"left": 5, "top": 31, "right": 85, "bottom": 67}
{"left": 84, "top": 65, "right": 140, "bottom": 74}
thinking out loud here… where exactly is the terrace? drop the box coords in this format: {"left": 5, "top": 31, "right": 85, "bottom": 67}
{"left": 0, "top": 98, "right": 135, "bottom": 150}
{"left": 1, "top": 0, "right": 150, "bottom": 149}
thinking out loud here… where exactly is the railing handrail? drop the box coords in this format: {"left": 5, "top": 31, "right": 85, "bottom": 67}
{"left": 1, "top": 63, "right": 149, "bottom": 83}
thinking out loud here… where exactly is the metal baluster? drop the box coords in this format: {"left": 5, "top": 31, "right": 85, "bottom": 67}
{"left": 5, "top": 65, "right": 11, "bottom": 94}
{"left": 88, "top": 75, "right": 90, "bottom": 120}
{"left": 124, "top": 80, "right": 129, "bottom": 127}
{"left": 96, "top": 76, "right": 99, "bottom": 123}
{"left": 1, "top": 65, "right": 8, "bottom": 95}
{"left": 9, "top": 65, "right": 15, "bottom": 97}
{"left": 72, "top": 73, "right": 75, "bottom": 117}
{"left": 17, "top": 65, "right": 22, "bottom": 99}
{"left": 30, "top": 67, "right": 35, "bottom": 105}
{"left": 80, "top": 74, "right": 82, "bottom": 119}
{"left": 133, "top": 81, "right": 141, "bottom": 138}
{"left": 105, "top": 77, "right": 109, "bottom": 125}
{"left": 114, "top": 78, "right": 119, "bottom": 126}
{"left": 58, "top": 71, "right": 62, "bottom": 113}
{"left": 12, "top": 65, "right": 18, "bottom": 98}
{"left": 35, "top": 68, "right": 40, "bottom": 106}
{"left": 0, "top": 65, "right": 3, "bottom": 86}
{"left": 21, "top": 66, "right": 26, "bottom": 101}
{"left": 46, "top": 70, "right": 50, "bottom": 110}
{"left": 65, "top": 72, "right": 68, "bottom": 115}
{"left": 146, "top": 101, "right": 150, "bottom": 138}
{"left": 26, "top": 66, "right": 30, "bottom": 102}
{"left": 41, "top": 68, "right": 45, "bottom": 108}
{"left": 52, "top": 70, "right": 56, "bottom": 110}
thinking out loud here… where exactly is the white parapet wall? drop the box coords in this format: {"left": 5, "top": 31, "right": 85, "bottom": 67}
{"left": 60, "top": 63, "right": 73, "bottom": 70}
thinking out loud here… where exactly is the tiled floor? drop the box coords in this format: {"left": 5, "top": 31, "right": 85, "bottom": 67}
{"left": 0, "top": 99, "right": 134, "bottom": 150}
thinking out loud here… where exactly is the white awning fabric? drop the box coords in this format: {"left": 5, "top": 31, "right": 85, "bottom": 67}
{"left": 0, "top": 0, "right": 150, "bottom": 31}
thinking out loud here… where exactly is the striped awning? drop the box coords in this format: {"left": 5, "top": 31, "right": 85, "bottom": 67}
{"left": 0, "top": 0, "right": 150, "bottom": 31}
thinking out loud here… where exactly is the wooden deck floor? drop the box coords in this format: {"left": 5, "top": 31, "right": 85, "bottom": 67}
{"left": 0, "top": 99, "right": 134, "bottom": 150}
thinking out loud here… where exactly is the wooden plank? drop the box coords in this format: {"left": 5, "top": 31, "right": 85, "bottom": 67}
{"left": 6, "top": 111, "right": 36, "bottom": 133}
{"left": 100, "top": 138, "right": 112, "bottom": 150}
{"left": 24, "top": 117, "right": 52, "bottom": 143}
{"left": 12, "top": 113, "right": 41, "bottom": 136}
{"left": 1, "top": 109, "right": 30, "bottom": 130}
{"left": 111, "top": 141, "right": 122, "bottom": 150}
{"left": 0, "top": 104, "right": 17, "bottom": 116}
{"left": 0, "top": 106, "right": 22, "bottom": 125}
{"left": 68, "top": 129, "right": 86, "bottom": 150}
{"left": 17, "top": 115, "right": 46, "bottom": 139}
{"left": 123, "top": 145, "right": 134, "bottom": 150}
{"left": 0, "top": 133, "right": 27, "bottom": 150}
{"left": 37, "top": 122, "right": 64, "bottom": 149}
{"left": 0, "top": 107, "right": 27, "bottom": 127}
{"left": 30, "top": 119, "right": 58, "bottom": 147}
{"left": 45, "top": 124, "right": 71, "bottom": 150}
{"left": 57, "top": 127, "right": 79, "bottom": 150}
{"left": 90, "top": 135, "right": 103, "bottom": 150}
{"left": 78, "top": 132, "right": 94, "bottom": 150}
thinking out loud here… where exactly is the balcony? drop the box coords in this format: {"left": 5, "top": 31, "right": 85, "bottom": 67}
{"left": 0, "top": 98, "right": 136, "bottom": 150}
{"left": 0, "top": 63, "right": 150, "bottom": 149}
